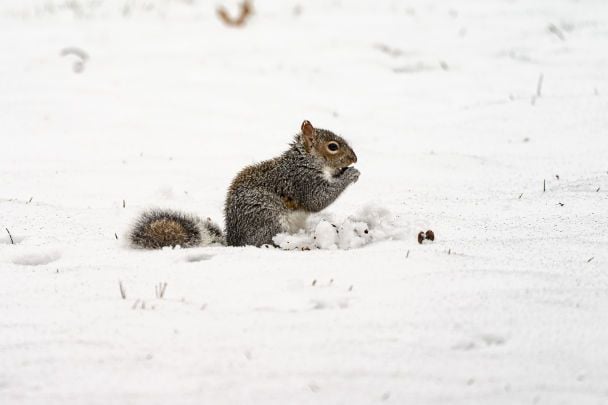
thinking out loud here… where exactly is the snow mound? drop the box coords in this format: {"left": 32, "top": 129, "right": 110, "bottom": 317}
{"left": 12, "top": 249, "right": 61, "bottom": 266}
{"left": 273, "top": 205, "right": 403, "bottom": 250}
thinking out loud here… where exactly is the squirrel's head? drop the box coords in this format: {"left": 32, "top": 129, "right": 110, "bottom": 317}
{"left": 299, "top": 120, "right": 358, "bottom": 169}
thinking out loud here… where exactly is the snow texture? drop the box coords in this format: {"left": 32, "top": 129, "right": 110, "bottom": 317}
{"left": 11, "top": 248, "right": 62, "bottom": 266}
{"left": 2, "top": 0, "right": 608, "bottom": 404}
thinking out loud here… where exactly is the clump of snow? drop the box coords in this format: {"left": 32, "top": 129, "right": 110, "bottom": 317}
{"left": 337, "top": 219, "right": 372, "bottom": 249}
{"left": 313, "top": 220, "right": 339, "bottom": 249}
{"left": 273, "top": 205, "right": 403, "bottom": 250}
{"left": 12, "top": 249, "right": 61, "bottom": 266}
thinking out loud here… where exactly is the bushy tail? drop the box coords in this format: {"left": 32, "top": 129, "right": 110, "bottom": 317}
{"left": 129, "top": 209, "right": 225, "bottom": 249}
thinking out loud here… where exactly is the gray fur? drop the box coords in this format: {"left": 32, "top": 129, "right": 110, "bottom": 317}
{"left": 225, "top": 129, "right": 359, "bottom": 247}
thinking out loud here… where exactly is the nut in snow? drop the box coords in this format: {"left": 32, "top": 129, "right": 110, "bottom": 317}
{"left": 417, "top": 231, "right": 425, "bottom": 244}
{"left": 418, "top": 230, "right": 435, "bottom": 244}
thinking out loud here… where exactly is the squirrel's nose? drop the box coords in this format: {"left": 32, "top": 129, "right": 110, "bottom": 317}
{"left": 351, "top": 151, "right": 358, "bottom": 164}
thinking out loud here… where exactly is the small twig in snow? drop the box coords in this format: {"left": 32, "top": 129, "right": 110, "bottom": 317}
{"left": 155, "top": 282, "right": 168, "bottom": 299}
{"left": 536, "top": 74, "right": 544, "bottom": 97}
{"left": 547, "top": 24, "right": 566, "bottom": 41}
{"left": 587, "top": 257, "right": 594, "bottom": 263}
{"left": 596, "top": 187, "right": 600, "bottom": 192}
{"left": 406, "top": 249, "right": 410, "bottom": 258}
{"left": 311, "top": 279, "right": 317, "bottom": 286}
{"left": 122, "top": 199, "right": 126, "bottom": 208}
{"left": 26, "top": 197, "right": 33, "bottom": 204}
{"left": 114, "top": 233, "right": 118, "bottom": 240}
{"left": 5, "top": 228, "right": 14, "bottom": 244}
{"left": 118, "top": 280, "right": 126, "bottom": 299}
{"left": 518, "top": 193, "right": 524, "bottom": 199}
{"left": 373, "top": 43, "right": 404, "bottom": 57}
{"left": 131, "top": 299, "right": 140, "bottom": 309}
{"left": 543, "top": 179, "right": 546, "bottom": 192}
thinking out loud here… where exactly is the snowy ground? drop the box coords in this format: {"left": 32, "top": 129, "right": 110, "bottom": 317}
{"left": 2, "top": 0, "right": 608, "bottom": 404}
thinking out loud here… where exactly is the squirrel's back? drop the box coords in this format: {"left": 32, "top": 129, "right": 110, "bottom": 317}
{"left": 227, "top": 158, "right": 279, "bottom": 196}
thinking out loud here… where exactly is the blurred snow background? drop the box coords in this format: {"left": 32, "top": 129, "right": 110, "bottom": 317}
{"left": 1, "top": 0, "right": 608, "bottom": 404}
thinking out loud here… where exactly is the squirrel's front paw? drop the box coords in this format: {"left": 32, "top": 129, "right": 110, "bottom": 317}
{"left": 342, "top": 167, "right": 360, "bottom": 183}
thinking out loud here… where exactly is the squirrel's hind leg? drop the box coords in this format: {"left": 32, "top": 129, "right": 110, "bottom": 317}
{"left": 225, "top": 189, "right": 285, "bottom": 247}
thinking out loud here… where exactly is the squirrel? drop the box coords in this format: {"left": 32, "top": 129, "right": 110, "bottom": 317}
{"left": 129, "top": 120, "right": 359, "bottom": 248}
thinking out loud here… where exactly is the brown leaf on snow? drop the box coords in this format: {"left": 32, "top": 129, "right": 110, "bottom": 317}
{"left": 217, "top": 0, "right": 253, "bottom": 27}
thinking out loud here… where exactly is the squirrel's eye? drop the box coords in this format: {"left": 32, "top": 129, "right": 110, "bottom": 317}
{"left": 327, "top": 142, "right": 339, "bottom": 152}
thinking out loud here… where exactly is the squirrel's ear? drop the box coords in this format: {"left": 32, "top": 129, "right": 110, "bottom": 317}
{"left": 301, "top": 120, "right": 316, "bottom": 151}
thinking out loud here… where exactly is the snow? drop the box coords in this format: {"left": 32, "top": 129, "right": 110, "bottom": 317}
{"left": 1, "top": 0, "right": 608, "bottom": 404}
{"left": 274, "top": 206, "right": 402, "bottom": 250}
{"left": 11, "top": 248, "right": 62, "bottom": 266}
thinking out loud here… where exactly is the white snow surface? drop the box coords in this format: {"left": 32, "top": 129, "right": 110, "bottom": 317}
{"left": 2, "top": 0, "right": 608, "bottom": 404}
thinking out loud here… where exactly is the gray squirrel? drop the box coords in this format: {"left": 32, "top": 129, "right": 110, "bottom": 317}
{"left": 129, "top": 120, "right": 359, "bottom": 248}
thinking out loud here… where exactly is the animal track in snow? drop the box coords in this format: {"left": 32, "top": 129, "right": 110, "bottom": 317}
{"left": 310, "top": 298, "right": 350, "bottom": 310}
{"left": 12, "top": 249, "right": 61, "bottom": 266}
{"left": 452, "top": 333, "right": 507, "bottom": 351}
{"left": 184, "top": 253, "right": 213, "bottom": 262}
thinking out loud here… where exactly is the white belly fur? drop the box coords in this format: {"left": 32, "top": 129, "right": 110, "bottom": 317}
{"left": 280, "top": 210, "right": 309, "bottom": 233}
{"left": 322, "top": 166, "right": 336, "bottom": 182}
